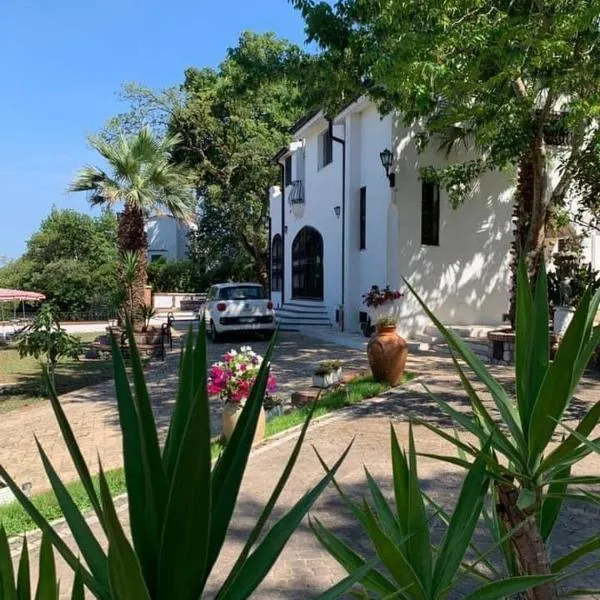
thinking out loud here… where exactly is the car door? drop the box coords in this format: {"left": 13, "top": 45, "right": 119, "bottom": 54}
{"left": 205, "top": 286, "right": 216, "bottom": 327}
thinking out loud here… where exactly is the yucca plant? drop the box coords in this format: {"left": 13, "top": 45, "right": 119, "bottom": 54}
{"left": 312, "top": 423, "right": 554, "bottom": 599}
{"left": 0, "top": 528, "right": 85, "bottom": 599}
{"left": 404, "top": 258, "right": 600, "bottom": 599}
{"left": 139, "top": 304, "right": 156, "bottom": 332}
{"left": 0, "top": 321, "right": 362, "bottom": 599}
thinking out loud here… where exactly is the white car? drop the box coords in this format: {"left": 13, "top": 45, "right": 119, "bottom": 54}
{"left": 201, "top": 283, "right": 275, "bottom": 342}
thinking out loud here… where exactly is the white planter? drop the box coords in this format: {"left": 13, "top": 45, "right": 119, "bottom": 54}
{"left": 554, "top": 306, "right": 575, "bottom": 337}
{"left": 312, "top": 367, "right": 342, "bottom": 389}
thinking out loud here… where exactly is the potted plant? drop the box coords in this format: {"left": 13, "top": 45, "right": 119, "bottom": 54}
{"left": 363, "top": 286, "right": 408, "bottom": 386}
{"left": 208, "top": 345, "right": 277, "bottom": 444}
{"left": 312, "top": 360, "right": 343, "bottom": 388}
{"left": 263, "top": 395, "right": 284, "bottom": 420}
{"left": 548, "top": 237, "right": 600, "bottom": 337}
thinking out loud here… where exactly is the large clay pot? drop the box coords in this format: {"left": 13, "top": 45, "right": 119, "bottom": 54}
{"left": 367, "top": 325, "right": 409, "bottom": 386}
{"left": 222, "top": 402, "right": 266, "bottom": 445}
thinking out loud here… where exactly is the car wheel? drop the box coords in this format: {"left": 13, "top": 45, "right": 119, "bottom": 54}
{"left": 210, "top": 321, "right": 222, "bottom": 343}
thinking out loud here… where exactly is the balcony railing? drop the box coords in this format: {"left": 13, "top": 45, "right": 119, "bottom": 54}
{"left": 288, "top": 180, "right": 304, "bottom": 205}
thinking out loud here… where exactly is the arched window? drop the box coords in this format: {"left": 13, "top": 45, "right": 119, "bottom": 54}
{"left": 271, "top": 234, "right": 283, "bottom": 292}
{"left": 292, "top": 226, "right": 323, "bottom": 300}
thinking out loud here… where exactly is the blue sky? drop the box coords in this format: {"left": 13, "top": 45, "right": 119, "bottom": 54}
{"left": 0, "top": 0, "right": 308, "bottom": 259}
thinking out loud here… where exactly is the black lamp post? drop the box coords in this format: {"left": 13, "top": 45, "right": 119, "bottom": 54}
{"left": 379, "top": 148, "right": 395, "bottom": 188}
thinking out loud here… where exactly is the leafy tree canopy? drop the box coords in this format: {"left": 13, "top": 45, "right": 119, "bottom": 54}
{"left": 0, "top": 208, "right": 119, "bottom": 314}
{"left": 291, "top": 0, "right": 600, "bottom": 213}
{"left": 104, "top": 31, "right": 315, "bottom": 285}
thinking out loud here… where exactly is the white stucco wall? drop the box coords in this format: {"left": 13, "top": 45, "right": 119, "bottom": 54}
{"left": 281, "top": 118, "right": 345, "bottom": 324}
{"left": 392, "top": 121, "right": 515, "bottom": 335}
{"left": 147, "top": 216, "right": 189, "bottom": 261}
{"left": 269, "top": 185, "right": 283, "bottom": 307}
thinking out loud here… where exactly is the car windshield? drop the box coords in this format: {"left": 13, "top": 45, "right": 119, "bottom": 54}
{"left": 219, "top": 286, "right": 266, "bottom": 300}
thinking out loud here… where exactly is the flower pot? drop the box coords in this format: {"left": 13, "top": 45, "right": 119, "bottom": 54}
{"left": 312, "top": 367, "right": 343, "bottom": 389}
{"left": 222, "top": 401, "right": 266, "bottom": 445}
{"left": 266, "top": 404, "right": 284, "bottom": 421}
{"left": 553, "top": 306, "right": 575, "bottom": 338}
{"left": 367, "top": 325, "right": 408, "bottom": 386}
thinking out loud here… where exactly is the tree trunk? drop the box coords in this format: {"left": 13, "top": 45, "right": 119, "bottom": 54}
{"left": 508, "top": 137, "right": 549, "bottom": 327}
{"left": 117, "top": 204, "right": 148, "bottom": 326}
{"left": 496, "top": 482, "right": 557, "bottom": 600}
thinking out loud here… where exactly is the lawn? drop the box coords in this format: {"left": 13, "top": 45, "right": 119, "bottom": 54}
{"left": 0, "top": 372, "right": 413, "bottom": 537}
{"left": 0, "top": 332, "right": 116, "bottom": 413}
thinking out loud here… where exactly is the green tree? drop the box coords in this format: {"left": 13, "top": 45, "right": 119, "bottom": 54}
{"left": 68, "top": 128, "right": 195, "bottom": 321}
{"left": 16, "top": 304, "right": 80, "bottom": 390}
{"left": 104, "top": 32, "right": 313, "bottom": 285}
{"left": 292, "top": 0, "right": 600, "bottom": 318}
{"left": 0, "top": 208, "right": 120, "bottom": 315}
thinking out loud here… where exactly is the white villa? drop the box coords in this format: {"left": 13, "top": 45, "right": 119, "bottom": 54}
{"left": 146, "top": 215, "right": 193, "bottom": 263}
{"left": 268, "top": 96, "right": 600, "bottom": 336}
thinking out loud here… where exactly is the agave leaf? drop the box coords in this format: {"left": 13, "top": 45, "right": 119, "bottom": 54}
{"left": 220, "top": 398, "right": 318, "bottom": 595}
{"left": 162, "top": 324, "right": 198, "bottom": 477}
{"left": 315, "top": 559, "right": 380, "bottom": 600}
{"left": 528, "top": 286, "right": 592, "bottom": 465}
{"left": 0, "top": 526, "right": 16, "bottom": 600}
{"left": 449, "top": 354, "right": 522, "bottom": 467}
{"left": 570, "top": 324, "right": 600, "bottom": 398}
{"left": 124, "top": 319, "right": 168, "bottom": 533}
{"left": 309, "top": 517, "right": 396, "bottom": 597}
{"left": 157, "top": 336, "right": 211, "bottom": 600}
{"left": 432, "top": 447, "right": 490, "bottom": 597}
{"left": 70, "top": 569, "right": 84, "bottom": 600}
{"left": 35, "top": 439, "right": 108, "bottom": 591}
{"left": 35, "top": 531, "right": 57, "bottom": 600}
{"left": 422, "top": 492, "right": 501, "bottom": 579}
{"left": 540, "top": 465, "right": 571, "bottom": 542}
{"left": 364, "top": 468, "right": 404, "bottom": 547}
{"left": 539, "top": 399, "right": 600, "bottom": 475}
{"left": 390, "top": 424, "right": 410, "bottom": 544}
{"left": 360, "top": 499, "right": 427, "bottom": 600}
{"left": 405, "top": 425, "right": 432, "bottom": 593}
{"left": 219, "top": 441, "right": 353, "bottom": 599}
{"left": 462, "top": 575, "right": 555, "bottom": 600}
{"left": 0, "top": 465, "right": 101, "bottom": 598}
{"left": 207, "top": 336, "right": 276, "bottom": 573}
{"left": 16, "top": 537, "right": 30, "bottom": 600}
{"left": 551, "top": 533, "right": 600, "bottom": 573}
{"left": 403, "top": 276, "right": 525, "bottom": 453}
{"left": 98, "top": 464, "right": 150, "bottom": 600}
{"left": 44, "top": 369, "right": 103, "bottom": 527}
{"left": 108, "top": 333, "right": 157, "bottom": 587}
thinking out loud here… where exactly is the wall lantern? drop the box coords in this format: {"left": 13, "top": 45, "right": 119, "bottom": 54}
{"left": 334, "top": 205, "right": 341, "bottom": 218}
{"left": 379, "top": 148, "right": 396, "bottom": 188}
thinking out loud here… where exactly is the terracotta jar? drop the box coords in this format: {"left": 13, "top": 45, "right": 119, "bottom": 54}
{"left": 222, "top": 402, "right": 266, "bottom": 445}
{"left": 367, "top": 325, "right": 409, "bottom": 386}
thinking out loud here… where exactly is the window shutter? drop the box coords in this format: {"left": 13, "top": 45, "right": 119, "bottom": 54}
{"left": 359, "top": 187, "right": 367, "bottom": 250}
{"left": 421, "top": 182, "right": 440, "bottom": 246}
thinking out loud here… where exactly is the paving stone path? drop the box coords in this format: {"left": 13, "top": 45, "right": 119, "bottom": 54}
{"left": 4, "top": 338, "right": 600, "bottom": 597}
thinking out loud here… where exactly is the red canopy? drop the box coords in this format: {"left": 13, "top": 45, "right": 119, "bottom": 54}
{"left": 0, "top": 288, "right": 46, "bottom": 302}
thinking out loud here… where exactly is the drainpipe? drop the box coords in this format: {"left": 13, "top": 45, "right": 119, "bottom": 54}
{"left": 278, "top": 162, "right": 286, "bottom": 305}
{"left": 328, "top": 118, "right": 346, "bottom": 331}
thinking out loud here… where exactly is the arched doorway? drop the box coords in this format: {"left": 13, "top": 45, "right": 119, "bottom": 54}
{"left": 292, "top": 226, "right": 323, "bottom": 300}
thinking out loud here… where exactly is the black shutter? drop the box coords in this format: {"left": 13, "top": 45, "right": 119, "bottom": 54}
{"left": 421, "top": 181, "right": 440, "bottom": 246}
{"left": 359, "top": 186, "right": 367, "bottom": 250}
{"left": 284, "top": 156, "right": 292, "bottom": 187}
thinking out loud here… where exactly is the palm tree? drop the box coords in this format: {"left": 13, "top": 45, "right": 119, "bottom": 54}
{"left": 69, "top": 128, "right": 194, "bottom": 323}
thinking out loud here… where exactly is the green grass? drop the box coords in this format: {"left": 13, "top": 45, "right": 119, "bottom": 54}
{"left": 0, "top": 333, "right": 136, "bottom": 413}
{"left": 0, "top": 373, "right": 412, "bottom": 537}
{"left": 266, "top": 373, "right": 414, "bottom": 437}
{"left": 0, "top": 468, "right": 126, "bottom": 538}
